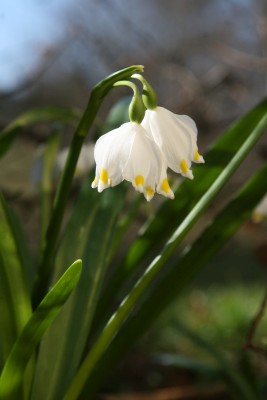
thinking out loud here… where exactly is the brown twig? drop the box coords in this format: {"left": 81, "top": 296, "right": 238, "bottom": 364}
{"left": 244, "top": 287, "right": 267, "bottom": 357}
{"left": 245, "top": 343, "right": 267, "bottom": 358}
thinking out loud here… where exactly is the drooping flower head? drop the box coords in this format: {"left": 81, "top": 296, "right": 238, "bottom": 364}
{"left": 91, "top": 73, "right": 204, "bottom": 201}
{"left": 92, "top": 122, "right": 174, "bottom": 201}
{"left": 141, "top": 106, "right": 204, "bottom": 180}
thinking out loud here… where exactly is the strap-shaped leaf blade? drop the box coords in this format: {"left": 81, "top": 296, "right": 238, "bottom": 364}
{"left": 0, "top": 194, "right": 32, "bottom": 362}
{"left": 31, "top": 181, "right": 127, "bottom": 400}
{"left": 32, "top": 66, "right": 144, "bottom": 307}
{"left": 67, "top": 107, "right": 267, "bottom": 398}
{"left": 0, "top": 259, "right": 82, "bottom": 400}
{"left": 124, "top": 99, "right": 267, "bottom": 268}
{"left": 93, "top": 98, "right": 267, "bottom": 332}
{"left": 82, "top": 163, "right": 267, "bottom": 400}
{"left": 39, "top": 130, "right": 61, "bottom": 244}
{"left": 0, "top": 107, "right": 81, "bottom": 158}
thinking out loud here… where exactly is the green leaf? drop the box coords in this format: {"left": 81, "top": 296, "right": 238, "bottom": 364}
{"left": 0, "top": 107, "right": 81, "bottom": 158}
{"left": 72, "top": 98, "right": 267, "bottom": 396}
{"left": 0, "top": 194, "right": 32, "bottom": 362}
{"left": 82, "top": 163, "right": 267, "bottom": 399}
{"left": 93, "top": 65, "right": 144, "bottom": 100}
{"left": 94, "top": 97, "right": 267, "bottom": 332}
{"left": 39, "top": 130, "right": 61, "bottom": 246}
{"left": 0, "top": 260, "right": 82, "bottom": 400}
{"left": 127, "top": 98, "right": 267, "bottom": 268}
{"left": 31, "top": 179, "right": 127, "bottom": 400}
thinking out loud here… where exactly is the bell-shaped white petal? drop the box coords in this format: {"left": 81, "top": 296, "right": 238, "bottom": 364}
{"left": 122, "top": 125, "right": 163, "bottom": 201}
{"left": 142, "top": 106, "right": 204, "bottom": 180}
{"left": 93, "top": 122, "right": 133, "bottom": 192}
{"left": 92, "top": 122, "right": 170, "bottom": 201}
{"left": 156, "top": 157, "right": 175, "bottom": 199}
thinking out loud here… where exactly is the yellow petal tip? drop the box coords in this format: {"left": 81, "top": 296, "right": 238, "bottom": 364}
{"left": 91, "top": 177, "right": 98, "bottom": 188}
{"left": 145, "top": 186, "right": 154, "bottom": 201}
{"left": 194, "top": 150, "right": 204, "bottom": 163}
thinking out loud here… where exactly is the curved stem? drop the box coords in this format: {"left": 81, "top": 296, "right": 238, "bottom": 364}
{"left": 132, "top": 73, "right": 157, "bottom": 109}
{"left": 32, "top": 65, "right": 144, "bottom": 308}
{"left": 113, "top": 80, "right": 139, "bottom": 94}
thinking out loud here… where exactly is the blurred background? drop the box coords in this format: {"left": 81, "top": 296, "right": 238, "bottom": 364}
{"left": 1, "top": 0, "right": 267, "bottom": 398}
{"left": 1, "top": 0, "right": 267, "bottom": 196}
{"left": 1, "top": 0, "right": 267, "bottom": 189}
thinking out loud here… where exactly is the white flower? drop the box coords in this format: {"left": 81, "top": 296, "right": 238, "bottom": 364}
{"left": 91, "top": 122, "right": 174, "bottom": 201}
{"left": 141, "top": 106, "right": 204, "bottom": 179}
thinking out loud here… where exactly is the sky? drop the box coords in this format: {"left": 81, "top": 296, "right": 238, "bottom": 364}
{"left": 0, "top": 0, "right": 260, "bottom": 96}
{"left": 0, "top": 0, "right": 73, "bottom": 91}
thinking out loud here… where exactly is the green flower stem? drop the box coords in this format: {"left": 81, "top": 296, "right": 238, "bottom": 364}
{"left": 64, "top": 102, "right": 267, "bottom": 400}
{"left": 32, "top": 65, "right": 144, "bottom": 308}
{"left": 113, "top": 80, "right": 139, "bottom": 93}
{"left": 132, "top": 73, "right": 157, "bottom": 109}
{"left": 113, "top": 80, "right": 145, "bottom": 123}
